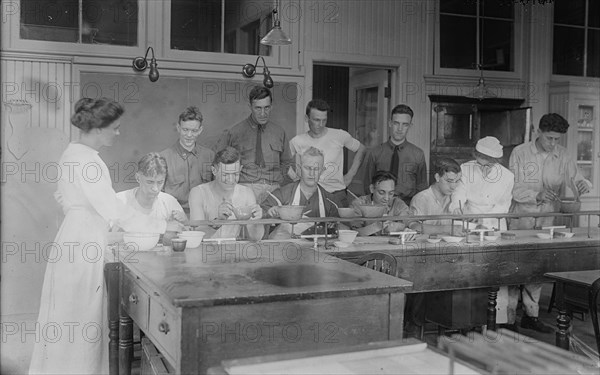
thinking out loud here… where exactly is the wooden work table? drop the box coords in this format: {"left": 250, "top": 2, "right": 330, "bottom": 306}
{"left": 105, "top": 244, "right": 412, "bottom": 374}
{"left": 319, "top": 227, "right": 600, "bottom": 329}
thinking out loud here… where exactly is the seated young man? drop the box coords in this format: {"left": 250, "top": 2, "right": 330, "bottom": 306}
{"left": 408, "top": 157, "right": 463, "bottom": 234}
{"left": 188, "top": 147, "right": 264, "bottom": 240}
{"left": 261, "top": 147, "right": 340, "bottom": 239}
{"left": 350, "top": 171, "right": 410, "bottom": 236}
{"left": 115, "top": 153, "right": 186, "bottom": 229}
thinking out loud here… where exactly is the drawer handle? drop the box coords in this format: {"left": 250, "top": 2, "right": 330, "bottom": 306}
{"left": 128, "top": 293, "right": 138, "bottom": 304}
{"left": 158, "top": 321, "right": 170, "bottom": 334}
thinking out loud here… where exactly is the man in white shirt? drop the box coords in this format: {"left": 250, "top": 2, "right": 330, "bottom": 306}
{"left": 289, "top": 99, "right": 366, "bottom": 207}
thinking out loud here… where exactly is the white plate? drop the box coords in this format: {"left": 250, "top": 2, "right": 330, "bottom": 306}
{"left": 536, "top": 233, "right": 551, "bottom": 240}
{"left": 442, "top": 236, "right": 464, "bottom": 243}
{"left": 426, "top": 238, "right": 442, "bottom": 244}
{"left": 484, "top": 235, "right": 499, "bottom": 241}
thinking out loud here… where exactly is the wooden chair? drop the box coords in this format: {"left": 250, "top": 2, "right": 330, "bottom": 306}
{"left": 357, "top": 252, "right": 398, "bottom": 277}
{"left": 588, "top": 277, "right": 600, "bottom": 358}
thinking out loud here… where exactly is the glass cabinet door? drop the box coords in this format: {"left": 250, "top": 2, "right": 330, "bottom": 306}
{"left": 575, "top": 104, "right": 598, "bottom": 196}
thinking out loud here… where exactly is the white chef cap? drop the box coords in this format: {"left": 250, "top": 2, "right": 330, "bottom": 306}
{"left": 476, "top": 136, "right": 503, "bottom": 158}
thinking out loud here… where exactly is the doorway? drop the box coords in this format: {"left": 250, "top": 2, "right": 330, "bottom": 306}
{"left": 312, "top": 64, "right": 391, "bottom": 195}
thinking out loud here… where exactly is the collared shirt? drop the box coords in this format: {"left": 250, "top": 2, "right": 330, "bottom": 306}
{"left": 509, "top": 139, "right": 586, "bottom": 229}
{"left": 410, "top": 186, "right": 453, "bottom": 226}
{"left": 160, "top": 141, "right": 215, "bottom": 209}
{"left": 290, "top": 128, "right": 361, "bottom": 192}
{"left": 364, "top": 139, "right": 428, "bottom": 202}
{"left": 216, "top": 116, "right": 293, "bottom": 185}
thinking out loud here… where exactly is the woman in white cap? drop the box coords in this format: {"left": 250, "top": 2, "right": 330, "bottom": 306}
{"left": 450, "top": 136, "right": 514, "bottom": 231}
{"left": 449, "top": 136, "right": 518, "bottom": 331}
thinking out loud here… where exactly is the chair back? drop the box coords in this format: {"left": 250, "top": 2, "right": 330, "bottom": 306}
{"left": 589, "top": 277, "right": 600, "bottom": 358}
{"left": 357, "top": 252, "right": 398, "bottom": 277}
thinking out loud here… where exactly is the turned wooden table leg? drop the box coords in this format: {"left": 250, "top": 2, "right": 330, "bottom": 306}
{"left": 105, "top": 263, "right": 120, "bottom": 375}
{"left": 555, "top": 281, "right": 571, "bottom": 350}
{"left": 119, "top": 265, "right": 133, "bottom": 375}
{"left": 487, "top": 287, "right": 499, "bottom": 331}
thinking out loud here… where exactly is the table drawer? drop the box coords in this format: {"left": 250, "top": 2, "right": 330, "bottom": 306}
{"left": 121, "top": 269, "right": 149, "bottom": 330}
{"left": 148, "top": 300, "right": 181, "bottom": 366}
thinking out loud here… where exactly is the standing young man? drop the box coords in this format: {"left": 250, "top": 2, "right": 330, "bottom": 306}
{"left": 363, "top": 104, "right": 428, "bottom": 205}
{"left": 160, "top": 106, "right": 215, "bottom": 213}
{"left": 289, "top": 99, "right": 366, "bottom": 206}
{"left": 216, "top": 86, "right": 293, "bottom": 203}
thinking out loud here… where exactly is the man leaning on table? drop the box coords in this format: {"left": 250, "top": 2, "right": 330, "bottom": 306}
{"left": 216, "top": 86, "right": 294, "bottom": 204}
{"left": 261, "top": 147, "right": 340, "bottom": 239}
{"left": 509, "top": 113, "right": 591, "bottom": 333}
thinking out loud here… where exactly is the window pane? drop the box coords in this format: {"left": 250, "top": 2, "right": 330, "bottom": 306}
{"left": 589, "top": 0, "right": 600, "bottom": 27}
{"left": 440, "top": 15, "right": 476, "bottom": 69}
{"left": 587, "top": 28, "right": 600, "bottom": 77}
{"left": 171, "top": 0, "right": 222, "bottom": 52}
{"left": 224, "top": 0, "right": 272, "bottom": 55}
{"left": 553, "top": 26, "right": 585, "bottom": 76}
{"left": 481, "top": 19, "right": 513, "bottom": 71}
{"left": 482, "top": 0, "right": 512, "bottom": 19}
{"left": 82, "top": 0, "right": 137, "bottom": 46}
{"left": 440, "top": 0, "right": 476, "bottom": 15}
{"left": 554, "top": 0, "right": 585, "bottom": 25}
{"left": 20, "top": 0, "right": 79, "bottom": 42}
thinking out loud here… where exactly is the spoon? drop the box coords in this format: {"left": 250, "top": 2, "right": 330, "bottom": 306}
{"left": 326, "top": 198, "right": 339, "bottom": 209}
{"left": 570, "top": 177, "right": 580, "bottom": 202}
{"left": 347, "top": 189, "right": 360, "bottom": 201}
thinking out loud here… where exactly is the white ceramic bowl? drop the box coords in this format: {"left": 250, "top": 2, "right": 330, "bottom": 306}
{"left": 426, "top": 238, "right": 441, "bottom": 244}
{"left": 233, "top": 205, "right": 254, "bottom": 220}
{"left": 358, "top": 204, "right": 387, "bottom": 218}
{"left": 178, "top": 231, "right": 205, "bottom": 248}
{"left": 484, "top": 235, "right": 500, "bottom": 241}
{"left": 123, "top": 232, "right": 160, "bottom": 251}
{"left": 337, "top": 230, "right": 358, "bottom": 243}
{"left": 337, "top": 207, "right": 359, "bottom": 218}
{"left": 442, "top": 236, "right": 464, "bottom": 243}
{"left": 536, "top": 233, "right": 551, "bottom": 240}
{"left": 278, "top": 205, "right": 306, "bottom": 221}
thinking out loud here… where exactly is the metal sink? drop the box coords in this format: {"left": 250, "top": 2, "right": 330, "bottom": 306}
{"left": 250, "top": 264, "right": 368, "bottom": 288}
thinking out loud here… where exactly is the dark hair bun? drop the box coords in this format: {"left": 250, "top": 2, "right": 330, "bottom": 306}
{"left": 71, "top": 97, "right": 124, "bottom": 133}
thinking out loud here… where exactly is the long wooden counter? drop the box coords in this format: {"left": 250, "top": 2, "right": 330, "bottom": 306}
{"left": 106, "top": 245, "right": 412, "bottom": 374}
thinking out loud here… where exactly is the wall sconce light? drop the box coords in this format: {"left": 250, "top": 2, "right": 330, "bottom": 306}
{"left": 132, "top": 47, "right": 159, "bottom": 82}
{"left": 260, "top": 0, "right": 291, "bottom": 46}
{"left": 242, "top": 56, "right": 274, "bottom": 89}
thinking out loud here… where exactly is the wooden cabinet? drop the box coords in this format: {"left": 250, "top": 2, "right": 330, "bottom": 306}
{"left": 549, "top": 82, "right": 600, "bottom": 226}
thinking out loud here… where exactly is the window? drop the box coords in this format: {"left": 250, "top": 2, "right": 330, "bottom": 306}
{"left": 170, "top": 0, "right": 272, "bottom": 56}
{"left": 439, "top": 0, "right": 514, "bottom": 72}
{"left": 20, "top": 0, "right": 138, "bottom": 46}
{"left": 553, "top": 0, "right": 600, "bottom": 77}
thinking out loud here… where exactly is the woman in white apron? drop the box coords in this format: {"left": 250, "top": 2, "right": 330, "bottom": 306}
{"left": 29, "top": 98, "right": 181, "bottom": 374}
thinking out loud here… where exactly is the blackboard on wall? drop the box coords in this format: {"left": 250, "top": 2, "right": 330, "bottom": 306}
{"left": 80, "top": 73, "right": 298, "bottom": 192}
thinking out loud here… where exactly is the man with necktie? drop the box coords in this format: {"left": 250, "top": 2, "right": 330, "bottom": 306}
{"left": 363, "top": 104, "right": 428, "bottom": 205}
{"left": 216, "top": 86, "right": 293, "bottom": 203}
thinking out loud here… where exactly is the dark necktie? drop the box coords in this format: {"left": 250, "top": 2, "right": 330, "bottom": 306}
{"left": 390, "top": 145, "right": 399, "bottom": 179}
{"left": 255, "top": 125, "right": 265, "bottom": 168}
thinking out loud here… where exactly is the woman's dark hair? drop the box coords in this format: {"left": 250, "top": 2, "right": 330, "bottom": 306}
{"left": 71, "top": 97, "right": 124, "bottom": 132}
{"left": 539, "top": 113, "right": 569, "bottom": 134}
{"left": 433, "top": 157, "right": 461, "bottom": 177}
{"left": 213, "top": 146, "right": 240, "bottom": 166}
{"left": 371, "top": 170, "right": 397, "bottom": 187}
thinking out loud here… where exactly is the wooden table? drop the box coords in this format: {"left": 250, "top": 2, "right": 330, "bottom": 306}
{"left": 324, "top": 228, "right": 600, "bottom": 329}
{"left": 544, "top": 269, "right": 600, "bottom": 350}
{"left": 106, "top": 244, "right": 412, "bottom": 374}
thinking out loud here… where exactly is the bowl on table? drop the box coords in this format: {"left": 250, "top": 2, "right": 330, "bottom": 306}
{"left": 554, "top": 231, "right": 575, "bottom": 239}
{"left": 232, "top": 205, "right": 254, "bottom": 220}
{"left": 536, "top": 233, "right": 552, "bottom": 240}
{"left": 171, "top": 238, "right": 187, "bottom": 252}
{"left": 441, "top": 236, "right": 464, "bottom": 243}
{"left": 123, "top": 232, "right": 160, "bottom": 251}
{"left": 357, "top": 204, "right": 387, "bottom": 218}
{"left": 178, "top": 231, "right": 205, "bottom": 248}
{"left": 337, "top": 230, "right": 358, "bottom": 244}
{"left": 337, "top": 207, "right": 359, "bottom": 218}
{"left": 278, "top": 205, "right": 306, "bottom": 221}
{"left": 560, "top": 199, "right": 581, "bottom": 213}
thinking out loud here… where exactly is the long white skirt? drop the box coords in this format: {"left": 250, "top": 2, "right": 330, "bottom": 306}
{"left": 29, "top": 208, "right": 109, "bottom": 374}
